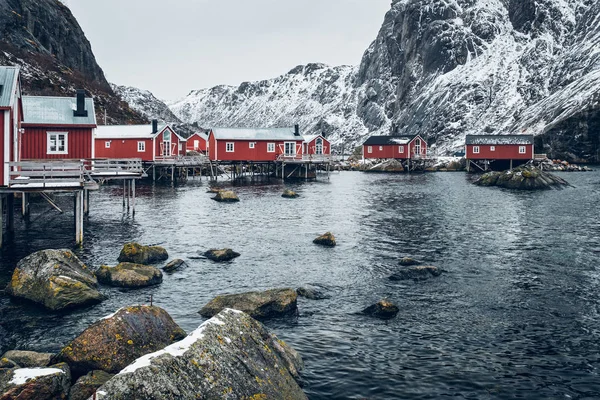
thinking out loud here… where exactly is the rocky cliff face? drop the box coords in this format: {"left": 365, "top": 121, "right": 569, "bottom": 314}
{"left": 0, "top": 0, "right": 146, "bottom": 125}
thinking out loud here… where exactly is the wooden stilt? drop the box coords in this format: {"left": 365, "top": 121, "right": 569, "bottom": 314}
{"left": 123, "top": 181, "right": 126, "bottom": 207}
{"left": 22, "top": 192, "right": 30, "bottom": 217}
{"left": 152, "top": 165, "right": 156, "bottom": 181}
{"left": 132, "top": 179, "right": 136, "bottom": 217}
{"left": 0, "top": 195, "right": 4, "bottom": 247}
{"left": 7, "top": 194, "right": 14, "bottom": 233}
{"left": 75, "top": 190, "right": 83, "bottom": 245}
{"left": 127, "top": 180, "right": 130, "bottom": 211}
{"left": 83, "top": 190, "right": 89, "bottom": 216}
{"left": 510, "top": 159, "right": 513, "bottom": 170}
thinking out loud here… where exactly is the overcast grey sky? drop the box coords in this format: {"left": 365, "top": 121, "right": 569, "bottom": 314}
{"left": 66, "top": 0, "right": 391, "bottom": 101}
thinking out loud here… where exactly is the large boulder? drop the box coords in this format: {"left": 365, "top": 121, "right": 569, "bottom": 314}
{"left": 389, "top": 266, "right": 442, "bottom": 281}
{"left": 117, "top": 243, "right": 168, "bottom": 265}
{"left": 474, "top": 165, "right": 569, "bottom": 190}
{"left": 362, "top": 300, "right": 399, "bottom": 320}
{"left": 5, "top": 249, "right": 105, "bottom": 311}
{"left": 1, "top": 351, "right": 53, "bottom": 368}
{"left": 91, "top": 309, "right": 307, "bottom": 400}
{"left": 203, "top": 249, "right": 240, "bottom": 262}
{"left": 212, "top": 190, "right": 240, "bottom": 202}
{"left": 54, "top": 306, "right": 186, "bottom": 376}
{"left": 162, "top": 259, "right": 187, "bottom": 273}
{"left": 367, "top": 159, "right": 405, "bottom": 173}
{"left": 96, "top": 263, "right": 163, "bottom": 288}
{"left": 0, "top": 363, "right": 70, "bottom": 400}
{"left": 68, "top": 370, "right": 113, "bottom": 400}
{"left": 199, "top": 288, "right": 298, "bottom": 320}
{"left": 313, "top": 232, "right": 336, "bottom": 247}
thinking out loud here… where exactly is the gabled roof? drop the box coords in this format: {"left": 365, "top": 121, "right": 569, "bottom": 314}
{"left": 22, "top": 96, "right": 97, "bottom": 126}
{"left": 465, "top": 134, "right": 534, "bottom": 145}
{"left": 302, "top": 134, "right": 327, "bottom": 143}
{"left": 0, "top": 66, "right": 20, "bottom": 108}
{"left": 96, "top": 123, "right": 167, "bottom": 139}
{"left": 190, "top": 131, "right": 209, "bottom": 141}
{"left": 210, "top": 127, "right": 302, "bottom": 141}
{"left": 363, "top": 135, "right": 420, "bottom": 146}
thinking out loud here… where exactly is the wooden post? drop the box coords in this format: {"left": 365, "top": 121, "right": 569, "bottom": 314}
{"left": 282, "top": 162, "right": 285, "bottom": 182}
{"left": 466, "top": 159, "right": 470, "bottom": 172}
{"left": 0, "top": 195, "right": 4, "bottom": 247}
{"left": 152, "top": 165, "right": 156, "bottom": 181}
{"left": 123, "top": 181, "right": 126, "bottom": 207}
{"left": 126, "top": 180, "right": 130, "bottom": 211}
{"left": 75, "top": 190, "right": 83, "bottom": 245}
{"left": 21, "top": 192, "right": 30, "bottom": 217}
{"left": 7, "top": 194, "right": 14, "bottom": 233}
{"left": 510, "top": 159, "right": 513, "bottom": 170}
{"left": 132, "top": 179, "right": 136, "bottom": 217}
{"left": 171, "top": 166, "right": 175, "bottom": 184}
{"left": 83, "top": 189, "right": 89, "bottom": 216}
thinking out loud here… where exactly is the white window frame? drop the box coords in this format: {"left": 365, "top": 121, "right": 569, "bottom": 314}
{"left": 490, "top": 146, "right": 495, "bottom": 152}
{"left": 519, "top": 146, "right": 526, "bottom": 154}
{"left": 399, "top": 146, "right": 404, "bottom": 153}
{"left": 267, "top": 143, "right": 275, "bottom": 153}
{"left": 249, "top": 142, "right": 255, "bottom": 149}
{"left": 137, "top": 141, "right": 146, "bottom": 152}
{"left": 473, "top": 146, "right": 480, "bottom": 154}
{"left": 368, "top": 146, "right": 372, "bottom": 154}
{"left": 379, "top": 146, "right": 383, "bottom": 151}
{"left": 47, "top": 132, "right": 68, "bottom": 155}
{"left": 226, "top": 142, "right": 235, "bottom": 152}
{"left": 105, "top": 141, "right": 111, "bottom": 148}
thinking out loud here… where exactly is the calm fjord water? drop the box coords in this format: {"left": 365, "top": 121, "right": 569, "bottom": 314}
{"left": 1, "top": 171, "right": 600, "bottom": 399}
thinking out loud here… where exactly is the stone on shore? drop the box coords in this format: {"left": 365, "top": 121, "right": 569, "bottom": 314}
{"left": 162, "top": 259, "right": 187, "bottom": 273}
{"left": 1, "top": 351, "right": 54, "bottom": 368}
{"left": 54, "top": 305, "right": 186, "bottom": 376}
{"left": 203, "top": 249, "right": 240, "bottom": 262}
{"left": 199, "top": 288, "right": 298, "bottom": 319}
{"left": 92, "top": 309, "right": 307, "bottom": 400}
{"left": 212, "top": 190, "right": 240, "bottom": 202}
{"left": 313, "top": 232, "right": 336, "bottom": 247}
{"left": 474, "top": 165, "right": 569, "bottom": 190}
{"left": 96, "top": 263, "right": 163, "bottom": 288}
{"left": 68, "top": 370, "right": 113, "bottom": 400}
{"left": 117, "top": 243, "right": 168, "bottom": 265}
{"left": 399, "top": 257, "right": 420, "bottom": 266}
{"left": 5, "top": 249, "right": 105, "bottom": 311}
{"left": 389, "top": 266, "right": 442, "bottom": 281}
{"left": 282, "top": 189, "right": 299, "bottom": 198}
{"left": 0, "top": 362, "right": 71, "bottom": 400}
{"left": 367, "top": 159, "right": 405, "bottom": 173}
{"left": 362, "top": 300, "right": 399, "bottom": 320}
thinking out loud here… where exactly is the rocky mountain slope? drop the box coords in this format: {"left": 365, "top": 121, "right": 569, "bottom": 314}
{"left": 169, "top": 0, "right": 599, "bottom": 161}
{"left": 0, "top": 0, "right": 146, "bottom": 125}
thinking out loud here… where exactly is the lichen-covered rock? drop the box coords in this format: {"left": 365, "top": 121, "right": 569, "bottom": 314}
{"left": 54, "top": 306, "right": 186, "bottom": 376}
{"left": 282, "top": 189, "right": 299, "bottom": 198}
{"left": 199, "top": 288, "right": 298, "bottom": 320}
{"left": 212, "top": 190, "right": 240, "bottom": 202}
{"left": 203, "top": 249, "right": 240, "bottom": 262}
{"left": 0, "top": 358, "right": 18, "bottom": 369}
{"left": 92, "top": 309, "right": 307, "bottom": 400}
{"left": 398, "top": 257, "right": 420, "bottom": 266}
{"left": 68, "top": 370, "right": 113, "bottom": 400}
{"left": 5, "top": 249, "right": 105, "bottom": 311}
{"left": 362, "top": 300, "right": 399, "bottom": 320}
{"left": 162, "top": 259, "right": 187, "bottom": 273}
{"left": 313, "top": 232, "right": 336, "bottom": 247}
{"left": 0, "top": 351, "right": 53, "bottom": 368}
{"left": 117, "top": 243, "right": 168, "bottom": 265}
{"left": 96, "top": 263, "right": 163, "bottom": 288}
{"left": 389, "top": 266, "right": 442, "bottom": 281}
{"left": 296, "top": 286, "right": 331, "bottom": 300}
{"left": 474, "top": 166, "right": 569, "bottom": 190}
{"left": 0, "top": 362, "right": 70, "bottom": 400}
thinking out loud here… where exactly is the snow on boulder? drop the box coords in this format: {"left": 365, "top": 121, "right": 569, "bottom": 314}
{"left": 5, "top": 249, "right": 105, "bottom": 311}
{"left": 117, "top": 243, "right": 168, "bottom": 265}
{"left": 54, "top": 306, "right": 186, "bottom": 376}
{"left": 199, "top": 288, "right": 298, "bottom": 320}
{"left": 92, "top": 309, "right": 307, "bottom": 400}
{"left": 0, "top": 363, "right": 70, "bottom": 400}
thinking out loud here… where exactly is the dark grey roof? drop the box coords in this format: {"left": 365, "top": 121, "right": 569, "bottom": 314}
{"left": 0, "top": 66, "right": 19, "bottom": 108}
{"left": 363, "top": 135, "right": 418, "bottom": 146}
{"left": 465, "top": 135, "right": 534, "bottom": 145}
{"left": 23, "top": 96, "right": 97, "bottom": 125}
{"left": 211, "top": 127, "right": 301, "bottom": 141}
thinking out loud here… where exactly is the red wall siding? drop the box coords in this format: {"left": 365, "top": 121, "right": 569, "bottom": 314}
{"left": 0, "top": 111, "right": 5, "bottom": 186}
{"left": 466, "top": 144, "right": 534, "bottom": 160}
{"left": 363, "top": 136, "right": 428, "bottom": 160}
{"left": 213, "top": 139, "right": 303, "bottom": 161}
{"left": 21, "top": 127, "right": 93, "bottom": 160}
{"left": 186, "top": 134, "right": 207, "bottom": 152}
{"left": 408, "top": 137, "right": 427, "bottom": 159}
{"left": 305, "top": 136, "right": 331, "bottom": 155}
{"left": 152, "top": 128, "right": 182, "bottom": 157}
{"left": 95, "top": 138, "right": 155, "bottom": 161}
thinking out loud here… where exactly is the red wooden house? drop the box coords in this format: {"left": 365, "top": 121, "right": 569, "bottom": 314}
{"left": 186, "top": 131, "right": 208, "bottom": 153}
{"left": 363, "top": 135, "right": 427, "bottom": 160}
{"left": 302, "top": 134, "right": 331, "bottom": 157}
{"left": 0, "top": 66, "right": 23, "bottom": 187}
{"left": 95, "top": 120, "right": 185, "bottom": 162}
{"left": 21, "top": 91, "right": 96, "bottom": 160}
{"left": 208, "top": 126, "right": 304, "bottom": 162}
{"left": 465, "top": 134, "right": 534, "bottom": 170}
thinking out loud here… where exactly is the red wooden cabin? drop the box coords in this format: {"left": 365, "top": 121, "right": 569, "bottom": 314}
{"left": 186, "top": 132, "right": 208, "bottom": 153}
{"left": 302, "top": 134, "right": 331, "bottom": 156}
{"left": 0, "top": 66, "right": 23, "bottom": 187}
{"left": 95, "top": 120, "right": 185, "bottom": 162}
{"left": 21, "top": 91, "right": 96, "bottom": 161}
{"left": 362, "top": 135, "right": 427, "bottom": 160}
{"left": 208, "top": 126, "right": 304, "bottom": 162}
{"left": 465, "top": 135, "right": 534, "bottom": 160}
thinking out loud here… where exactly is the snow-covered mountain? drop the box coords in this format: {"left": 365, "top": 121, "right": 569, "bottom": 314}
{"left": 111, "top": 84, "right": 182, "bottom": 124}
{"left": 168, "top": 0, "right": 599, "bottom": 161}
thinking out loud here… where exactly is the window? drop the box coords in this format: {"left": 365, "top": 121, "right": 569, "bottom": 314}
{"left": 105, "top": 141, "right": 111, "bottom": 148}
{"left": 267, "top": 143, "right": 275, "bottom": 152}
{"left": 399, "top": 146, "right": 404, "bottom": 153}
{"left": 490, "top": 146, "right": 495, "bottom": 152}
{"left": 519, "top": 146, "right": 526, "bottom": 154}
{"left": 368, "top": 146, "right": 372, "bottom": 154}
{"left": 193, "top": 140, "right": 199, "bottom": 150}
{"left": 379, "top": 146, "right": 383, "bottom": 151}
{"left": 47, "top": 132, "right": 68, "bottom": 154}
{"left": 137, "top": 141, "right": 145, "bottom": 152}
{"left": 249, "top": 142, "right": 255, "bottom": 149}
{"left": 315, "top": 138, "right": 323, "bottom": 155}
{"left": 178, "top": 143, "right": 183, "bottom": 152}
{"left": 473, "top": 146, "right": 480, "bottom": 154}
{"left": 226, "top": 142, "right": 234, "bottom": 152}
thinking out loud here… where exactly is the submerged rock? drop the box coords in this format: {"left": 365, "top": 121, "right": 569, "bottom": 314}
{"left": 117, "top": 243, "right": 168, "bottom": 265}
{"left": 68, "top": 370, "right": 113, "bottom": 400}
{"left": 313, "top": 232, "right": 336, "bottom": 247}
{"left": 92, "top": 309, "right": 307, "bottom": 400}
{"left": 96, "top": 263, "right": 163, "bottom": 288}
{"left": 5, "top": 249, "right": 104, "bottom": 311}
{"left": 162, "top": 259, "right": 187, "bottom": 273}
{"left": 282, "top": 189, "right": 299, "bottom": 198}
{"left": 1, "top": 351, "right": 53, "bottom": 368}
{"left": 54, "top": 305, "right": 186, "bottom": 376}
{"left": 474, "top": 165, "right": 569, "bottom": 190}
{"left": 389, "top": 266, "right": 442, "bottom": 281}
{"left": 212, "top": 190, "right": 240, "bottom": 202}
{"left": 362, "top": 300, "right": 399, "bottom": 320}
{"left": 203, "top": 249, "right": 240, "bottom": 262}
{"left": 296, "top": 286, "right": 331, "bottom": 300}
{"left": 199, "top": 288, "right": 298, "bottom": 319}
{"left": 398, "top": 257, "right": 420, "bottom": 266}
{"left": 0, "top": 362, "right": 71, "bottom": 400}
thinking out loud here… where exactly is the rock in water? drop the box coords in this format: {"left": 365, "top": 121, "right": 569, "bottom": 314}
{"left": 282, "top": 189, "right": 299, "bottom": 198}
{"left": 199, "top": 288, "right": 298, "bottom": 319}
{"left": 92, "top": 309, "right": 307, "bottom": 400}
{"left": 68, "top": 370, "right": 113, "bottom": 400}
{"left": 367, "top": 159, "right": 405, "bottom": 173}
{"left": 162, "top": 259, "right": 187, "bottom": 273}
{"left": 96, "top": 263, "right": 163, "bottom": 288}
{"left": 296, "top": 286, "right": 331, "bottom": 300}
{"left": 362, "top": 300, "right": 399, "bottom": 320}
{"left": 313, "top": 232, "right": 336, "bottom": 247}
{"left": 398, "top": 257, "right": 420, "bottom": 266}
{"left": 117, "top": 243, "right": 168, "bottom": 265}
{"left": 54, "top": 306, "right": 186, "bottom": 376}
{"left": 212, "top": 190, "right": 240, "bottom": 202}
{"left": 5, "top": 249, "right": 105, "bottom": 311}
{"left": 474, "top": 165, "right": 569, "bottom": 190}
{"left": 389, "top": 266, "right": 442, "bottom": 281}
{"left": 203, "top": 249, "right": 241, "bottom": 262}
{"left": 1, "top": 351, "right": 54, "bottom": 368}
{"left": 0, "top": 362, "right": 71, "bottom": 400}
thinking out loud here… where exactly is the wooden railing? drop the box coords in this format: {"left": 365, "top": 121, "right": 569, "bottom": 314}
{"left": 534, "top": 154, "right": 548, "bottom": 160}
{"left": 84, "top": 158, "right": 144, "bottom": 175}
{"left": 9, "top": 161, "right": 85, "bottom": 188}
{"left": 276, "top": 154, "right": 332, "bottom": 162}
{"left": 153, "top": 155, "right": 209, "bottom": 165}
